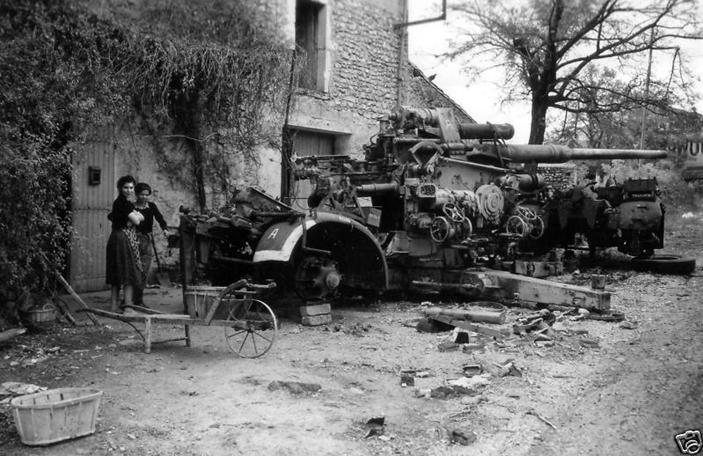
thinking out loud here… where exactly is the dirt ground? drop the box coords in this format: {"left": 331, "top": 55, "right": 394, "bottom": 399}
{"left": 1, "top": 216, "right": 702, "bottom": 456}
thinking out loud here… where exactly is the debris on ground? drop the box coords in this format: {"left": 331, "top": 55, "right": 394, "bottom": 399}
{"left": 416, "top": 373, "right": 492, "bottom": 399}
{"left": 0, "top": 328, "right": 26, "bottom": 344}
{"left": 453, "top": 328, "right": 470, "bottom": 344}
{"left": 417, "top": 302, "right": 512, "bottom": 341}
{"left": 619, "top": 321, "right": 638, "bottom": 330}
{"left": 513, "top": 309, "right": 556, "bottom": 339}
{"left": 426, "top": 314, "right": 512, "bottom": 339}
{"left": 363, "top": 416, "right": 385, "bottom": 438}
{"left": 437, "top": 340, "right": 460, "bottom": 352}
{"left": 526, "top": 408, "right": 557, "bottom": 430}
{"left": 570, "top": 308, "right": 590, "bottom": 321}
{"left": 488, "top": 361, "right": 523, "bottom": 377}
{"left": 0, "top": 382, "right": 47, "bottom": 402}
{"left": 267, "top": 381, "right": 322, "bottom": 395}
{"left": 400, "top": 370, "right": 415, "bottom": 387}
{"left": 579, "top": 337, "right": 601, "bottom": 349}
{"left": 448, "top": 373, "right": 491, "bottom": 390}
{"left": 461, "top": 342, "right": 486, "bottom": 353}
{"left": 586, "top": 310, "right": 626, "bottom": 322}
{"left": 345, "top": 322, "right": 374, "bottom": 337}
{"left": 422, "top": 306, "right": 506, "bottom": 324}
{"left": 415, "top": 317, "right": 454, "bottom": 333}
{"left": 449, "top": 428, "right": 477, "bottom": 445}
{"left": 461, "top": 364, "right": 483, "bottom": 377}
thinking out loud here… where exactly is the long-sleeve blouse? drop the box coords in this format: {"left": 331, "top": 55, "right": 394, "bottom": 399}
{"left": 110, "top": 195, "right": 136, "bottom": 230}
{"left": 134, "top": 202, "right": 168, "bottom": 235}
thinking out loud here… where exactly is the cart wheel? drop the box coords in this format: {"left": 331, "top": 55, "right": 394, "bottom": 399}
{"left": 223, "top": 298, "right": 277, "bottom": 358}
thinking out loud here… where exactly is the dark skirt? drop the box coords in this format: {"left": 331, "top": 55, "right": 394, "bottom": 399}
{"left": 106, "top": 229, "right": 142, "bottom": 286}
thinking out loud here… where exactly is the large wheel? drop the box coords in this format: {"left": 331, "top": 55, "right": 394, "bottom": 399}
{"left": 222, "top": 297, "right": 277, "bottom": 358}
{"left": 630, "top": 254, "right": 696, "bottom": 275}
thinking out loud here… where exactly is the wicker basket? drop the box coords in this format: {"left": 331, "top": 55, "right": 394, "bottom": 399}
{"left": 20, "top": 302, "right": 57, "bottom": 324}
{"left": 184, "top": 286, "right": 226, "bottom": 319}
{"left": 10, "top": 388, "right": 103, "bottom": 446}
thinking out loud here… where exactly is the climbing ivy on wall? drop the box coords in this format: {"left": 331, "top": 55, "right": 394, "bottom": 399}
{"left": 0, "top": 0, "right": 294, "bottom": 310}
{"left": 116, "top": 0, "right": 294, "bottom": 207}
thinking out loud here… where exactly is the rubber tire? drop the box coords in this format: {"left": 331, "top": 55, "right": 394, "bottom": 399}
{"left": 630, "top": 254, "right": 696, "bottom": 275}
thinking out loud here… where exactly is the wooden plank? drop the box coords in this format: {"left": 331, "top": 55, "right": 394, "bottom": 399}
{"left": 422, "top": 307, "right": 506, "bottom": 324}
{"left": 429, "top": 314, "right": 511, "bottom": 338}
{"left": 54, "top": 296, "right": 78, "bottom": 326}
{"left": 0, "top": 328, "right": 26, "bottom": 343}
{"left": 82, "top": 307, "right": 256, "bottom": 328}
{"left": 79, "top": 308, "right": 193, "bottom": 324}
{"left": 48, "top": 258, "right": 100, "bottom": 325}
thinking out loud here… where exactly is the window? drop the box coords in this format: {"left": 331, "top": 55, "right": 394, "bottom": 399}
{"left": 296, "top": 0, "right": 327, "bottom": 91}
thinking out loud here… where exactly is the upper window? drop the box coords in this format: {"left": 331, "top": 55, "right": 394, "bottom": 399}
{"left": 296, "top": 0, "right": 327, "bottom": 91}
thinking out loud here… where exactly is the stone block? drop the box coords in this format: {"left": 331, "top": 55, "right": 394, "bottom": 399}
{"left": 301, "top": 314, "right": 332, "bottom": 326}
{"left": 299, "top": 303, "right": 331, "bottom": 317}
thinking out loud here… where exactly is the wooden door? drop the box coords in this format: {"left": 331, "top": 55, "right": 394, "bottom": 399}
{"left": 70, "top": 139, "right": 115, "bottom": 291}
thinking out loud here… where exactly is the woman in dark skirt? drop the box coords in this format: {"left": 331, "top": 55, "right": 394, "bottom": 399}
{"left": 106, "top": 175, "right": 144, "bottom": 312}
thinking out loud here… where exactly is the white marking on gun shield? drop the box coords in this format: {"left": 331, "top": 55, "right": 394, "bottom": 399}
{"left": 254, "top": 219, "right": 317, "bottom": 262}
{"left": 268, "top": 228, "right": 280, "bottom": 239}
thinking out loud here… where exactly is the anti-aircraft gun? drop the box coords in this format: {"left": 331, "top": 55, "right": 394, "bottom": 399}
{"left": 179, "top": 107, "right": 683, "bottom": 312}
{"left": 283, "top": 107, "right": 677, "bottom": 309}
{"left": 299, "top": 107, "right": 668, "bottom": 258}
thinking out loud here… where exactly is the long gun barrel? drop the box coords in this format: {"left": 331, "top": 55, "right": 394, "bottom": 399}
{"left": 474, "top": 144, "right": 668, "bottom": 163}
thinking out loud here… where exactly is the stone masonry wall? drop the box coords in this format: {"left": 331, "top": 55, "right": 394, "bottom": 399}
{"left": 537, "top": 163, "right": 578, "bottom": 190}
{"left": 285, "top": 0, "right": 405, "bottom": 163}
{"left": 327, "top": 0, "right": 403, "bottom": 121}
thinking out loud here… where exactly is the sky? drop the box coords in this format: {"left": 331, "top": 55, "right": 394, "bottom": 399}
{"left": 407, "top": 1, "right": 703, "bottom": 144}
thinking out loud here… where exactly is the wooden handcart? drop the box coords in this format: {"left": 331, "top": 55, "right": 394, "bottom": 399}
{"left": 82, "top": 280, "right": 278, "bottom": 358}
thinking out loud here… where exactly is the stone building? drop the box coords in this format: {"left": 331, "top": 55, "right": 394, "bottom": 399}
{"left": 69, "top": 0, "right": 476, "bottom": 291}
{"left": 406, "top": 63, "right": 473, "bottom": 123}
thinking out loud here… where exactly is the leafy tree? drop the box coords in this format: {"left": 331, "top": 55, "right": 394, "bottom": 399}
{"left": 0, "top": 0, "right": 128, "bottom": 311}
{"left": 446, "top": 0, "right": 702, "bottom": 144}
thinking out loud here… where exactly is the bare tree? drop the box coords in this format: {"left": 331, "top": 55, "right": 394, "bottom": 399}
{"left": 549, "top": 66, "right": 703, "bottom": 149}
{"left": 446, "top": 0, "right": 702, "bottom": 144}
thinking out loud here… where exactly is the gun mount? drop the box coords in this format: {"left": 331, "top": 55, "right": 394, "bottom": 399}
{"left": 178, "top": 107, "right": 691, "bottom": 312}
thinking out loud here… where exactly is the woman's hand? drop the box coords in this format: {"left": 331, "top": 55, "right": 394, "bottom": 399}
{"left": 128, "top": 210, "right": 144, "bottom": 225}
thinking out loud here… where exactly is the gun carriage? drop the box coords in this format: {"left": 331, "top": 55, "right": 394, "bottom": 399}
{"left": 179, "top": 107, "right": 683, "bottom": 312}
